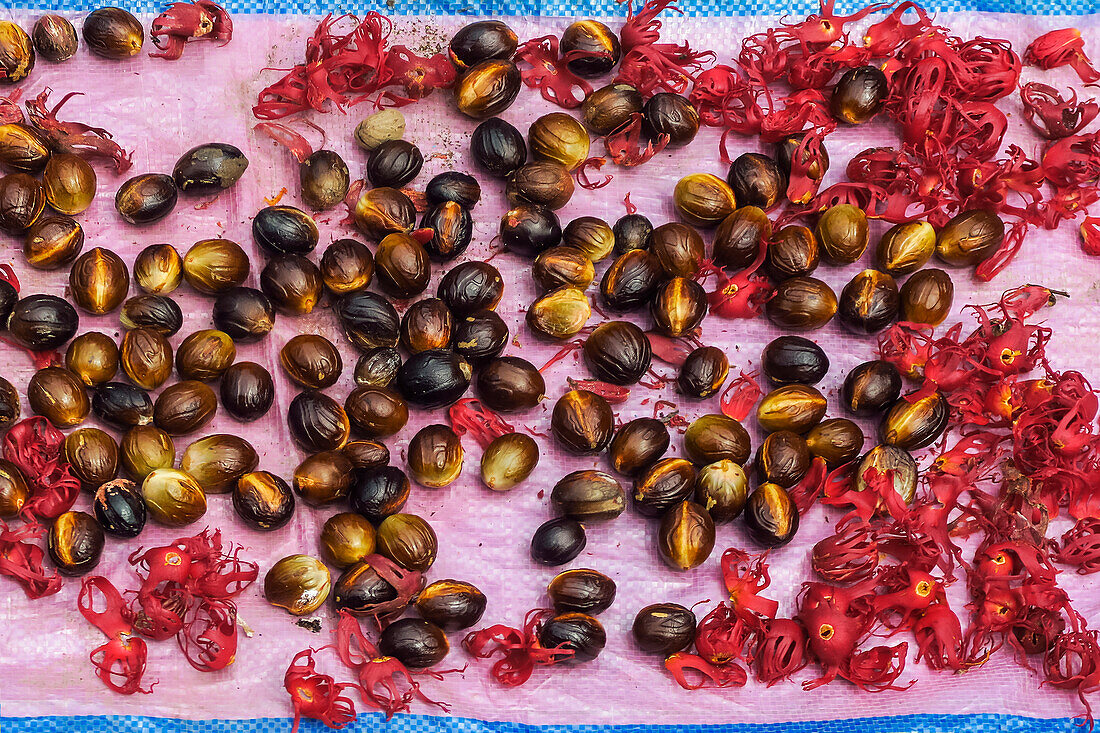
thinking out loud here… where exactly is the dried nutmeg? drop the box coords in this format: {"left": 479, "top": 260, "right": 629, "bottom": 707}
{"left": 881, "top": 391, "right": 949, "bottom": 450}
{"left": 421, "top": 201, "right": 472, "bottom": 261}
{"left": 600, "top": 249, "right": 663, "bottom": 312}
{"left": 28, "top": 366, "right": 89, "bottom": 428}
{"left": 92, "top": 478, "right": 145, "bottom": 538}
{"left": 82, "top": 7, "right": 143, "bottom": 59}
{"left": 755, "top": 430, "right": 811, "bottom": 487}
{"left": 265, "top": 555, "right": 331, "bottom": 616}
{"left": 0, "top": 460, "right": 28, "bottom": 519}
{"left": 0, "top": 378, "right": 17, "bottom": 430}
{"left": 539, "top": 613, "right": 606, "bottom": 662}
{"left": 744, "top": 483, "right": 799, "bottom": 547}
{"left": 563, "top": 216, "right": 615, "bottom": 263}
{"left": 643, "top": 92, "right": 699, "bottom": 146}
{"left": 342, "top": 385, "right": 407, "bottom": 436}
{"left": 142, "top": 468, "right": 206, "bottom": 526}
{"left": 582, "top": 83, "right": 642, "bottom": 135}
{"left": 900, "top": 268, "right": 954, "bottom": 326}
{"left": 66, "top": 331, "right": 119, "bottom": 386}
{"left": 400, "top": 298, "right": 452, "bottom": 354}
{"left": 183, "top": 239, "right": 250, "bottom": 294}
{"left": 153, "top": 380, "right": 217, "bottom": 435}
{"left": 455, "top": 59, "right": 521, "bottom": 119}
{"left": 831, "top": 66, "right": 888, "bottom": 124}
{"left": 280, "top": 334, "right": 342, "bottom": 390}
{"left": 92, "top": 382, "right": 153, "bottom": 429}
{"left": 376, "top": 513, "right": 438, "bottom": 571}
{"left": 349, "top": 466, "right": 410, "bottom": 523}
{"left": 684, "top": 414, "right": 751, "bottom": 465}
{"left": 560, "top": 19, "right": 620, "bottom": 77}
{"left": 673, "top": 173, "right": 737, "bottom": 228}
{"left": 120, "top": 425, "right": 174, "bottom": 480}
{"left": 8, "top": 294, "right": 79, "bottom": 351}
{"left": 756, "top": 384, "right": 827, "bottom": 434}
{"left": 657, "top": 500, "right": 715, "bottom": 570}
{"left": 337, "top": 291, "right": 399, "bottom": 351}
{"left": 293, "top": 450, "right": 354, "bottom": 506}
{"left": 453, "top": 311, "right": 508, "bottom": 365}
{"left": 583, "top": 321, "right": 652, "bottom": 386}
{"left": 633, "top": 457, "right": 697, "bottom": 518}
{"left": 481, "top": 432, "right": 539, "bottom": 491}
{"left": 838, "top": 269, "right": 899, "bottom": 334}
{"left": 24, "top": 216, "right": 84, "bottom": 270}
{"left": 470, "top": 117, "right": 526, "bottom": 177}
{"left": 678, "top": 346, "right": 729, "bottom": 399}
{"left": 395, "top": 350, "right": 472, "bottom": 409}
{"left": 320, "top": 513, "right": 376, "bottom": 569}
{"left": 475, "top": 356, "right": 545, "bottom": 412}
{"left": 212, "top": 287, "right": 275, "bottom": 343}
{"left": 727, "top": 153, "right": 783, "bottom": 211}
{"left": 33, "top": 15, "right": 77, "bottom": 63}
{"left": 69, "top": 247, "right": 129, "bottom": 315}
{"left": 806, "top": 418, "right": 865, "bottom": 467}
{"left": 765, "top": 276, "right": 837, "bottom": 332}
{"left": 120, "top": 327, "right": 173, "bottom": 390}
{"left": 287, "top": 390, "right": 350, "bottom": 452}
{"left": 180, "top": 434, "right": 259, "bottom": 494}
{"left": 426, "top": 171, "right": 482, "bottom": 209}
{"left": 501, "top": 204, "right": 562, "bottom": 257}
{"left": 609, "top": 417, "right": 669, "bottom": 477}
{"left": 529, "top": 112, "right": 590, "bottom": 171}
{"left": 234, "top": 471, "right": 295, "bottom": 531}
{"left": 695, "top": 459, "right": 749, "bottom": 524}
{"left": 856, "top": 444, "right": 917, "bottom": 507}
{"left": 449, "top": 20, "right": 518, "bottom": 70}
{"left": 936, "top": 209, "right": 1004, "bottom": 266}
{"left": 43, "top": 154, "right": 96, "bottom": 216}
{"left": 530, "top": 517, "right": 586, "bottom": 566}
{"left": 762, "top": 335, "right": 829, "bottom": 386}
{"left": 876, "top": 221, "right": 936, "bottom": 276}
{"left": 354, "top": 109, "right": 405, "bottom": 152}
{"left": 367, "top": 139, "right": 423, "bottom": 189}
{"left": 816, "top": 204, "right": 868, "bottom": 264}
{"left": 64, "top": 427, "right": 119, "bottom": 490}
{"left": 713, "top": 206, "right": 771, "bottom": 270}
{"left": 176, "top": 329, "right": 235, "bottom": 381}
{"left": 527, "top": 286, "right": 591, "bottom": 340}
{"left": 406, "top": 424, "right": 463, "bottom": 489}
{"left": 613, "top": 213, "right": 652, "bottom": 254}
{"left": 437, "top": 261, "right": 504, "bottom": 315}
{"left": 375, "top": 232, "right": 431, "bottom": 298}
{"left": 633, "top": 603, "right": 696, "bottom": 655}
{"left": 534, "top": 246, "right": 595, "bottom": 292}
{"left": 548, "top": 568, "right": 616, "bottom": 615}
{"left": 0, "top": 173, "right": 46, "bottom": 232}
{"left": 121, "top": 294, "right": 183, "bottom": 336}
{"left": 115, "top": 173, "right": 178, "bottom": 225}
{"left": 300, "top": 149, "right": 350, "bottom": 211}
{"left": 651, "top": 277, "right": 707, "bottom": 337}
{"left": 378, "top": 618, "right": 449, "bottom": 669}
{"left": 841, "top": 360, "right": 902, "bottom": 417}
{"left": 48, "top": 510, "right": 104, "bottom": 576}
{"left": 551, "top": 470, "right": 626, "bottom": 521}
{"left": 253, "top": 205, "right": 319, "bottom": 256}
{"left": 552, "top": 389, "right": 614, "bottom": 455}
{"left": 220, "top": 361, "right": 274, "bottom": 422}
{"left": 415, "top": 579, "right": 487, "bottom": 631}
{"left": 0, "top": 21, "right": 34, "bottom": 84}
{"left": 173, "top": 143, "right": 249, "bottom": 194}
{"left": 503, "top": 160, "right": 572, "bottom": 214}
{"left": 766, "top": 225, "right": 819, "bottom": 280}
{"left": 352, "top": 187, "right": 415, "bottom": 240}
{"left": 134, "top": 243, "right": 183, "bottom": 295}
{"left": 0, "top": 123, "right": 51, "bottom": 172}
{"left": 650, "top": 222, "right": 704, "bottom": 278}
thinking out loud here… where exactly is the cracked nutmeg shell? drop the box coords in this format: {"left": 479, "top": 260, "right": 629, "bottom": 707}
{"left": 265, "top": 554, "right": 330, "bottom": 616}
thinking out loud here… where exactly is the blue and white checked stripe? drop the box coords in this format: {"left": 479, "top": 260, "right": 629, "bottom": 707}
{"left": 3, "top": 0, "right": 1100, "bottom": 16}
{"left": 0, "top": 713, "right": 1092, "bottom": 732}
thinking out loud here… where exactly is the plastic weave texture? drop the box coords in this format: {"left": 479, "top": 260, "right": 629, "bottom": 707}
{"left": 0, "top": 3, "right": 1098, "bottom": 733}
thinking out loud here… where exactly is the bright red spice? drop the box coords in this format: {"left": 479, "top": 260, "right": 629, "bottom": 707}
{"left": 448, "top": 399, "right": 515, "bottom": 449}
{"left": 78, "top": 576, "right": 153, "bottom": 695}
{"left": 24, "top": 89, "right": 133, "bottom": 173}
{"left": 0, "top": 522, "right": 62, "bottom": 599}
{"left": 2, "top": 417, "right": 80, "bottom": 523}
{"left": 150, "top": 1, "right": 233, "bottom": 60}
{"left": 1026, "top": 28, "right": 1100, "bottom": 83}
{"left": 463, "top": 608, "right": 575, "bottom": 686}
{"left": 719, "top": 370, "right": 761, "bottom": 422}
{"left": 514, "top": 36, "right": 593, "bottom": 109}
{"left": 285, "top": 648, "right": 359, "bottom": 733}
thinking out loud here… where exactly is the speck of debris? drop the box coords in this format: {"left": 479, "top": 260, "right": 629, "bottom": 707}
{"left": 296, "top": 618, "right": 323, "bottom": 633}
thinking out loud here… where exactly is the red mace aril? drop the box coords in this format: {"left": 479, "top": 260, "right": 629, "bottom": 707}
{"left": 335, "top": 611, "right": 451, "bottom": 717}
{"left": 1025, "top": 28, "right": 1100, "bottom": 83}
{"left": 664, "top": 652, "right": 747, "bottom": 690}
{"left": 177, "top": 598, "right": 238, "bottom": 671}
{"left": 871, "top": 566, "right": 942, "bottom": 630}
{"left": 448, "top": 398, "right": 515, "bottom": 449}
{"left": 3, "top": 417, "right": 80, "bottom": 523}
{"left": 787, "top": 456, "right": 829, "bottom": 515}
{"left": 1044, "top": 630, "right": 1100, "bottom": 725}
{"left": 284, "top": 649, "right": 359, "bottom": 733}
{"left": 704, "top": 243, "right": 773, "bottom": 320}
{"left": 0, "top": 522, "right": 62, "bottom": 599}
{"left": 694, "top": 603, "right": 759, "bottom": 665}
{"left": 1056, "top": 518, "right": 1100, "bottom": 574}
{"left": 1020, "top": 83, "right": 1099, "bottom": 140}
{"left": 566, "top": 377, "right": 631, "bottom": 404}
{"left": 647, "top": 330, "right": 704, "bottom": 367}
{"left": 755, "top": 618, "right": 808, "bottom": 686}
{"left": 254, "top": 120, "right": 326, "bottom": 164}
{"left": 797, "top": 582, "right": 873, "bottom": 690}
{"left": 862, "top": 1, "right": 942, "bottom": 57}
{"left": 811, "top": 521, "right": 879, "bottom": 584}
{"left": 78, "top": 576, "right": 152, "bottom": 695}
{"left": 463, "top": 608, "right": 575, "bottom": 687}
{"left": 614, "top": 0, "right": 716, "bottom": 97}
{"left": 514, "top": 36, "right": 592, "bottom": 109}
{"left": 719, "top": 370, "right": 761, "bottom": 421}
{"left": 0, "top": 89, "right": 24, "bottom": 125}
{"left": 912, "top": 602, "right": 966, "bottom": 671}
{"left": 605, "top": 113, "right": 669, "bottom": 167}
{"left": 1081, "top": 217, "right": 1100, "bottom": 256}
{"left": 575, "top": 156, "right": 613, "bottom": 189}
{"left": 24, "top": 89, "right": 134, "bottom": 173}
{"left": 150, "top": 1, "right": 233, "bottom": 60}
{"left": 721, "top": 548, "right": 779, "bottom": 626}
{"left": 841, "top": 643, "right": 912, "bottom": 692}
{"left": 1042, "top": 132, "right": 1100, "bottom": 189}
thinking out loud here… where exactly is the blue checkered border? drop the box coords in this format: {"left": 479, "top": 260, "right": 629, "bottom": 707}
{"left": 0, "top": 713, "right": 1087, "bottom": 732}
{"left": 4, "top": 0, "right": 1100, "bottom": 15}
